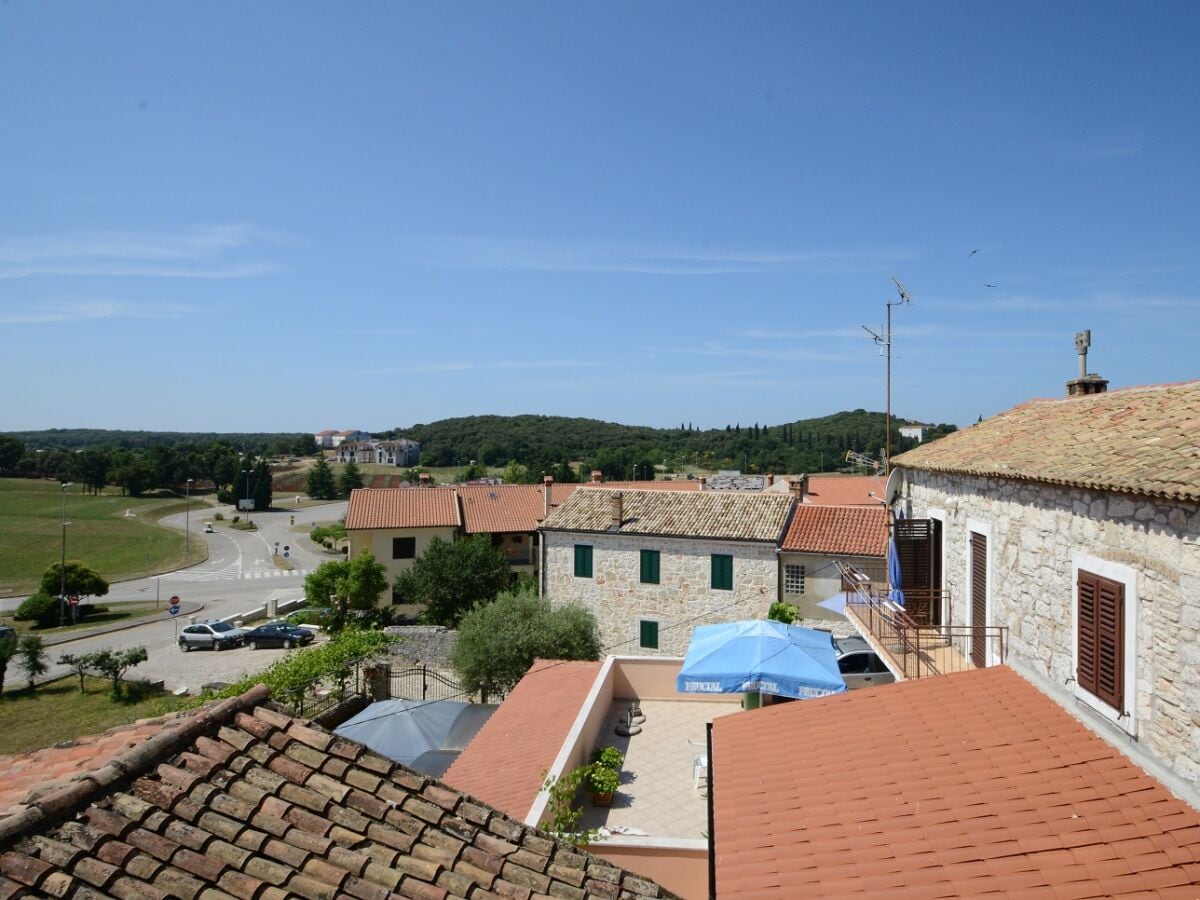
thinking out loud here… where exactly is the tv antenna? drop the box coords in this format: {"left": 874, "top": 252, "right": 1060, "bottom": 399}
{"left": 861, "top": 276, "right": 912, "bottom": 476}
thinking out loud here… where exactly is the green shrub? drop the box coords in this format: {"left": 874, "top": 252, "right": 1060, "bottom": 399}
{"left": 590, "top": 746, "right": 624, "bottom": 771}
{"left": 583, "top": 764, "right": 619, "bottom": 794}
{"left": 14, "top": 593, "right": 61, "bottom": 628}
{"left": 767, "top": 601, "right": 799, "bottom": 625}
{"left": 214, "top": 512, "right": 225, "bottom": 521}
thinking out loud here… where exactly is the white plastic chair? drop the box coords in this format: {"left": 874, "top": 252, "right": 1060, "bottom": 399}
{"left": 687, "top": 738, "right": 708, "bottom": 789}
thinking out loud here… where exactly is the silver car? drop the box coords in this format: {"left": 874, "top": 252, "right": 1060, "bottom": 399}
{"left": 179, "top": 621, "right": 245, "bottom": 652}
{"left": 835, "top": 635, "right": 896, "bottom": 690}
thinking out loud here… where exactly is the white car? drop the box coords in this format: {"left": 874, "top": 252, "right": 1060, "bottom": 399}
{"left": 204, "top": 523, "right": 215, "bottom": 533}
{"left": 179, "top": 621, "right": 245, "bottom": 651}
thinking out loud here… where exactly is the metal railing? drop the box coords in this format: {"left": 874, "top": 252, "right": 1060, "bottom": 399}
{"left": 846, "top": 589, "right": 1007, "bottom": 680}
{"left": 390, "top": 663, "right": 499, "bottom": 703}
{"left": 273, "top": 656, "right": 371, "bottom": 718}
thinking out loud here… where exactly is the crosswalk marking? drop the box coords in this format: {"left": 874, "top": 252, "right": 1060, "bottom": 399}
{"left": 163, "top": 566, "right": 311, "bottom": 583}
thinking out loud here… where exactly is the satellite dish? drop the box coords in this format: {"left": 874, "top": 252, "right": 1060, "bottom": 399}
{"left": 884, "top": 467, "right": 904, "bottom": 504}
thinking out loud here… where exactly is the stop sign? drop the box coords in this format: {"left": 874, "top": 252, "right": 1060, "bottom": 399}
{"left": 68, "top": 595, "right": 80, "bottom": 607}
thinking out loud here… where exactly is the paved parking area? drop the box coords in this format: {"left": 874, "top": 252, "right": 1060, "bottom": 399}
{"left": 137, "top": 633, "right": 328, "bottom": 694}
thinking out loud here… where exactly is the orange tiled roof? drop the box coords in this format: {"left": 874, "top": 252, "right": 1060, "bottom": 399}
{"left": 804, "top": 474, "right": 886, "bottom": 505}
{"left": 0, "top": 707, "right": 207, "bottom": 818}
{"left": 542, "top": 488, "right": 795, "bottom": 542}
{"left": 893, "top": 380, "right": 1200, "bottom": 501}
{"left": 580, "top": 480, "right": 702, "bottom": 491}
{"left": 713, "top": 666, "right": 1200, "bottom": 898}
{"left": 458, "top": 483, "right": 581, "bottom": 534}
{"left": 443, "top": 660, "right": 603, "bottom": 820}
{"left": 781, "top": 504, "right": 887, "bottom": 556}
{"left": 0, "top": 686, "right": 671, "bottom": 899}
{"left": 344, "top": 487, "right": 461, "bottom": 530}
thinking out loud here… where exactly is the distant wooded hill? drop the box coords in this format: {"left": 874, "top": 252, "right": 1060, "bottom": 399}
{"left": 377, "top": 411, "right": 957, "bottom": 477}
{"left": 2, "top": 429, "right": 310, "bottom": 451}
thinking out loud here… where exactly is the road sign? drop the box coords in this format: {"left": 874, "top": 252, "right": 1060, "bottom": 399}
{"left": 284, "top": 546, "right": 289, "bottom": 552}
{"left": 283, "top": 552, "right": 290, "bottom": 558}
{"left": 168, "top": 605, "right": 181, "bottom": 616}
{"left": 68, "top": 595, "right": 80, "bottom": 607}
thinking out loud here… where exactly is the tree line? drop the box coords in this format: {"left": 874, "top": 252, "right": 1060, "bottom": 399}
{"left": 379, "top": 409, "right": 958, "bottom": 478}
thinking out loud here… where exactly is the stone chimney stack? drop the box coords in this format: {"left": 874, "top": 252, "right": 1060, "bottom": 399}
{"left": 698, "top": 476, "right": 707, "bottom": 489}
{"left": 766, "top": 473, "right": 775, "bottom": 487}
{"left": 1067, "top": 330, "right": 1109, "bottom": 397}
{"left": 543, "top": 476, "right": 553, "bottom": 519}
{"left": 610, "top": 491, "right": 623, "bottom": 530}
{"left": 418, "top": 472, "right": 431, "bottom": 486}
{"left": 590, "top": 469, "right": 603, "bottom": 484}
{"left": 789, "top": 474, "right": 809, "bottom": 502}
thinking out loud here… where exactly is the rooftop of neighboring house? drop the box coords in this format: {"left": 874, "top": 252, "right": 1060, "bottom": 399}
{"left": 581, "top": 479, "right": 702, "bottom": 491}
{"left": 442, "top": 660, "right": 604, "bottom": 821}
{"left": 712, "top": 665, "right": 1200, "bottom": 898}
{"left": 0, "top": 685, "right": 673, "bottom": 900}
{"left": 802, "top": 474, "right": 887, "bottom": 505}
{"left": 345, "top": 483, "right": 579, "bottom": 534}
{"left": 345, "top": 486, "right": 462, "bottom": 529}
{"left": 337, "top": 429, "right": 366, "bottom": 436}
{"left": 314, "top": 429, "right": 337, "bottom": 436}
{"left": 781, "top": 503, "right": 888, "bottom": 557}
{"left": 893, "top": 379, "right": 1200, "bottom": 502}
{"left": 541, "top": 487, "right": 796, "bottom": 542}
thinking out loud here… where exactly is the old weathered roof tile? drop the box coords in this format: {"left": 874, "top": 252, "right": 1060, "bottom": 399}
{"left": 781, "top": 503, "right": 887, "bottom": 556}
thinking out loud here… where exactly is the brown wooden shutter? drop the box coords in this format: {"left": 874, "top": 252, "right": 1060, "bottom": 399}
{"left": 970, "top": 532, "right": 987, "bottom": 668}
{"left": 895, "top": 519, "right": 934, "bottom": 592}
{"left": 1078, "top": 570, "right": 1124, "bottom": 711}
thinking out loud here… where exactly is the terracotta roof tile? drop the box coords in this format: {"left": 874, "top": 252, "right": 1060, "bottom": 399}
{"left": 458, "top": 483, "right": 580, "bottom": 534}
{"left": 345, "top": 488, "right": 461, "bottom": 530}
{"left": 442, "top": 660, "right": 602, "bottom": 820}
{"left": 541, "top": 488, "right": 794, "bottom": 542}
{"left": 0, "top": 684, "right": 672, "bottom": 900}
{"left": 781, "top": 504, "right": 887, "bottom": 556}
{"left": 893, "top": 380, "right": 1200, "bottom": 501}
{"left": 803, "top": 475, "right": 887, "bottom": 506}
{"left": 712, "top": 666, "right": 1200, "bottom": 898}
{"left": 580, "top": 481, "right": 702, "bottom": 491}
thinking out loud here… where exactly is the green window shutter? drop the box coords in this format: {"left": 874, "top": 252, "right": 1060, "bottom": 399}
{"left": 711, "top": 554, "right": 733, "bottom": 590}
{"left": 640, "top": 620, "right": 659, "bottom": 649}
{"left": 574, "top": 544, "right": 593, "bottom": 578}
{"left": 640, "top": 549, "right": 660, "bottom": 584}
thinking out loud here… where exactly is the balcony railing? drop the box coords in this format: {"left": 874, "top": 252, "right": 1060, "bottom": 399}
{"left": 846, "top": 589, "right": 1007, "bottom": 680}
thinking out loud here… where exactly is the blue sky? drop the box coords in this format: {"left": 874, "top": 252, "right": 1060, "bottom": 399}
{"left": 2, "top": 2, "right": 1198, "bottom": 433}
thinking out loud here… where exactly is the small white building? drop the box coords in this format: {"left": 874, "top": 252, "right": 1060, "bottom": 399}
{"left": 540, "top": 489, "right": 795, "bottom": 656}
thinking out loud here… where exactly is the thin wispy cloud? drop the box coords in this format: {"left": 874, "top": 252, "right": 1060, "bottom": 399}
{"left": 0, "top": 223, "right": 287, "bottom": 279}
{"left": 395, "top": 235, "right": 916, "bottom": 276}
{"left": 0, "top": 299, "right": 193, "bottom": 324}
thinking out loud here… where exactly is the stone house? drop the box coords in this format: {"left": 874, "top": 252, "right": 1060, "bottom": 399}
{"left": 890, "top": 378, "right": 1200, "bottom": 806}
{"left": 336, "top": 439, "right": 420, "bottom": 467}
{"left": 779, "top": 503, "right": 887, "bottom": 619}
{"left": 540, "top": 489, "right": 795, "bottom": 656}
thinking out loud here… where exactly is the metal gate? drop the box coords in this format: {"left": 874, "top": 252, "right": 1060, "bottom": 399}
{"left": 389, "top": 664, "right": 476, "bottom": 702}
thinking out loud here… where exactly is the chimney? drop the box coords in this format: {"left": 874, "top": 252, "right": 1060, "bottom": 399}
{"left": 591, "top": 469, "right": 603, "bottom": 484}
{"left": 543, "top": 475, "right": 553, "bottom": 519}
{"left": 698, "top": 476, "right": 707, "bottom": 489}
{"left": 1067, "top": 330, "right": 1109, "bottom": 397}
{"left": 789, "top": 474, "right": 808, "bottom": 502}
{"left": 766, "top": 473, "right": 775, "bottom": 487}
{"left": 418, "top": 472, "right": 431, "bottom": 486}
{"left": 609, "top": 491, "right": 623, "bottom": 530}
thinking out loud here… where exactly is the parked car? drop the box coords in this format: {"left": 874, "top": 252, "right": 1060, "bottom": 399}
{"left": 203, "top": 523, "right": 215, "bottom": 533}
{"left": 179, "top": 621, "right": 245, "bottom": 652}
{"left": 834, "top": 635, "right": 896, "bottom": 690}
{"left": 0, "top": 625, "right": 16, "bottom": 645}
{"left": 243, "top": 622, "right": 315, "bottom": 650}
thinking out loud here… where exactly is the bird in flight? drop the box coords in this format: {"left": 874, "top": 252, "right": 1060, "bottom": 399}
{"left": 968, "top": 248, "right": 981, "bottom": 258}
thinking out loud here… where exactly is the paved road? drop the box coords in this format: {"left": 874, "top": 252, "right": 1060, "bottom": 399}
{"left": 0, "top": 500, "right": 348, "bottom": 694}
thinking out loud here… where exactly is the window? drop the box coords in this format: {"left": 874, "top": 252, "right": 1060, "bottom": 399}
{"left": 784, "top": 564, "right": 806, "bottom": 595}
{"left": 1077, "top": 569, "right": 1125, "bottom": 712}
{"left": 639, "top": 619, "right": 659, "bottom": 649}
{"left": 640, "top": 549, "right": 660, "bottom": 584}
{"left": 392, "top": 537, "right": 416, "bottom": 559}
{"left": 574, "top": 544, "right": 593, "bottom": 578}
{"left": 711, "top": 554, "right": 733, "bottom": 590}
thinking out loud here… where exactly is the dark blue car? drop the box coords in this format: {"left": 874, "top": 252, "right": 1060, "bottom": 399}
{"left": 243, "top": 622, "right": 315, "bottom": 650}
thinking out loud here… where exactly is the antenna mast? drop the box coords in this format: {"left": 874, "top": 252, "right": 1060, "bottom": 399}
{"left": 861, "top": 277, "right": 911, "bottom": 476}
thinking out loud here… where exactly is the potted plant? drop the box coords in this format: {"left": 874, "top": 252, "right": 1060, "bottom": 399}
{"left": 590, "top": 746, "right": 624, "bottom": 771}
{"left": 585, "top": 763, "right": 620, "bottom": 807}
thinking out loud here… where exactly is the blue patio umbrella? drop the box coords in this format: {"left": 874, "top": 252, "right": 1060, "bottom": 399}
{"left": 888, "top": 510, "right": 905, "bottom": 606}
{"left": 675, "top": 620, "right": 847, "bottom": 700}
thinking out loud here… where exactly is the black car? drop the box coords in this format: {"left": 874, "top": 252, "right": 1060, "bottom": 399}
{"left": 243, "top": 622, "right": 315, "bottom": 650}
{"left": 834, "top": 635, "right": 896, "bottom": 690}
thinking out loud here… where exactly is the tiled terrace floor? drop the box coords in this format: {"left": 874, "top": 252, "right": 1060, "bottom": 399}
{"left": 579, "top": 697, "right": 741, "bottom": 841}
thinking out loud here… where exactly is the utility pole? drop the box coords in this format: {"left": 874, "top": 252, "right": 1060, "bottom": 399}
{"left": 862, "top": 277, "right": 912, "bottom": 476}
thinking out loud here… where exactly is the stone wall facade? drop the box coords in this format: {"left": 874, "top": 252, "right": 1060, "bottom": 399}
{"left": 900, "top": 469, "right": 1200, "bottom": 806}
{"left": 544, "top": 532, "right": 778, "bottom": 657}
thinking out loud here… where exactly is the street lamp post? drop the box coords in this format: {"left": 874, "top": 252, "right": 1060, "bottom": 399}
{"left": 185, "top": 478, "right": 195, "bottom": 555}
{"left": 59, "top": 481, "right": 72, "bottom": 627}
{"left": 243, "top": 468, "right": 252, "bottom": 523}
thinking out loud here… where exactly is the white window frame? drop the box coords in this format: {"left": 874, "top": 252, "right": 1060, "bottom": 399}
{"left": 1070, "top": 552, "right": 1138, "bottom": 737}
{"left": 965, "top": 517, "right": 995, "bottom": 666}
{"left": 783, "top": 563, "right": 806, "bottom": 596}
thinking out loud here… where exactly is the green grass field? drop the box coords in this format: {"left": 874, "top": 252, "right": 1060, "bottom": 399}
{"left": 0, "top": 479, "right": 208, "bottom": 598}
{"left": 0, "top": 676, "right": 199, "bottom": 755}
